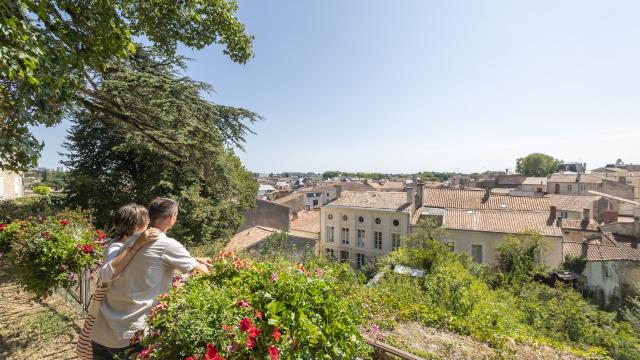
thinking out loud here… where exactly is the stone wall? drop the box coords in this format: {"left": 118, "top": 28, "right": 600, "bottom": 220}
{"left": 239, "top": 199, "right": 291, "bottom": 232}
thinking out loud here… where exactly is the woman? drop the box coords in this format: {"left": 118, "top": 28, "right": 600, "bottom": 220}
{"left": 77, "top": 204, "right": 159, "bottom": 360}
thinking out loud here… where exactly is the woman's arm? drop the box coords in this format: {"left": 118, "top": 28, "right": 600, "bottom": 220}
{"left": 100, "top": 229, "right": 160, "bottom": 281}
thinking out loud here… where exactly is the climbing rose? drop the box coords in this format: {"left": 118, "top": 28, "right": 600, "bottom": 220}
{"left": 204, "top": 344, "right": 223, "bottom": 360}
{"left": 238, "top": 299, "right": 251, "bottom": 308}
{"left": 60, "top": 219, "right": 69, "bottom": 226}
{"left": 272, "top": 326, "right": 281, "bottom": 342}
{"left": 239, "top": 317, "right": 252, "bottom": 332}
{"left": 268, "top": 346, "right": 279, "bottom": 360}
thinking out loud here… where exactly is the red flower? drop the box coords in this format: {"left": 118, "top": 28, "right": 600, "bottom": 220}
{"left": 60, "top": 219, "right": 69, "bottom": 226}
{"left": 41, "top": 231, "right": 50, "bottom": 238}
{"left": 96, "top": 229, "right": 107, "bottom": 240}
{"left": 254, "top": 310, "right": 264, "bottom": 320}
{"left": 238, "top": 299, "right": 251, "bottom": 308}
{"left": 185, "top": 358, "right": 195, "bottom": 360}
{"left": 239, "top": 317, "right": 252, "bottom": 332}
{"left": 204, "top": 344, "right": 224, "bottom": 360}
{"left": 138, "top": 347, "right": 152, "bottom": 358}
{"left": 272, "top": 326, "right": 281, "bottom": 342}
{"left": 268, "top": 346, "right": 279, "bottom": 360}
{"left": 246, "top": 336, "right": 255, "bottom": 350}
{"left": 82, "top": 244, "right": 93, "bottom": 253}
{"left": 248, "top": 326, "right": 261, "bottom": 339}
{"left": 0, "top": 224, "right": 6, "bottom": 231}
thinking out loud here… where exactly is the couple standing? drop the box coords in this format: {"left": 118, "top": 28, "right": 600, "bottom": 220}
{"left": 83, "top": 197, "right": 212, "bottom": 359}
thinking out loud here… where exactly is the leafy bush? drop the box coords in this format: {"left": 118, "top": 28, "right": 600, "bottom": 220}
{"left": 136, "top": 253, "right": 369, "bottom": 359}
{"left": 495, "top": 231, "right": 549, "bottom": 287}
{"left": 7, "top": 209, "right": 106, "bottom": 298}
{"left": 0, "top": 221, "right": 20, "bottom": 254}
{"left": 563, "top": 255, "right": 587, "bottom": 274}
{"left": 33, "top": 185, "right": 52, "bottom": 196}
{"left": 0, "top": 194, "right": 65, "bottom": 223}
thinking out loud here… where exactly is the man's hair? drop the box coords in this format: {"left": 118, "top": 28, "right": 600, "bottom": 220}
{"left": 148, "top": 197, "right": 179, "bottom": 222}
{"left": 113, "top": 204, "right": 149, "bottom": 238}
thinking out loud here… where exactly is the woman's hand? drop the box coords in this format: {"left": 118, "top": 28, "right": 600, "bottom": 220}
{"left": 135, "top": 228, "right": 160, "bottom": 248}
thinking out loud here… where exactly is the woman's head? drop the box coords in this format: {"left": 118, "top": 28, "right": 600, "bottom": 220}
{"left": 113, "top": 204, "right": 149, "bottom": 238}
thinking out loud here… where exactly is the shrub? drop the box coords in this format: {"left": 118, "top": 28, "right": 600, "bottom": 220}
{"left": 0, "top": 221, "right": 20, "bottom": 254}
{"left": 563, "top": 255, "right": 587, "bottom": 274}
{"left": 0, "top": 194, "right": 65, "bottom": 223}
{"left": 8, "top": 209, "right": 107, "bottom": 298}
{"left": 137, "top": 253, "right": 369, "bottom": 359}
{"left": 33, "top": 185, "right": 53, "bottom": 196}
{"left": 495, "top": 231, "right": 549, "bottom": 287}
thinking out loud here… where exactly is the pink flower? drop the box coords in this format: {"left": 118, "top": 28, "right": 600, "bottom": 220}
{"left": 239, "top": 317, "right": 252, "bottom": 332}
{"left": 268, "top": 346, "right": 279, "bottom": 360}
{"left": 138, "top": 347, "right": 152, "bottom": 359}
{"left": 272, "top": 326, "right": 281, "bottom": 342}
{"left": 60, "top": 219, "right": 69, "bottom": 226}
{"left": 238, "top": 299, "right": 251, "bottom": 308}
{"left": 185, "top": 358, "right": 195, "bottom": 360}
{"left": 248, "top": 326, "right": 261, "bottom": 339}
{"left": 0, "top": 224, "right": 6, "bottom": 231}
{"left": 246, "top": 336, "right": 255, "bottom": 350}
{"left": 172, "top": 276, "right": 184, "bottom": 290}
{"left": 204, "top": 344, "right": 224, "bottom": 360}
{"left": 269, "top": 272, "right": 279, "bottom": 282}
{"left": 315, "top": 268, "right": 324, "bottom": 277}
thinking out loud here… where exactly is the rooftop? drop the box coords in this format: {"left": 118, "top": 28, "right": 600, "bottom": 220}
{"left": 564, "top": 233, "right": 640, "bottom": 261}
{"left": 290, "top": 209, "right": 321, "bottom": 234}
{"left": 423, "top": 188, "right": 550, "bottom": 211}
{"left": 326, "top": 191, "right": 411, "bottom": 211}
{"left": 545, "top": 194, "right": 601, "bottom": 212}
{"left": 224, "top": 226, "right": 278, "bottom": 252}
{"left": 561, "top": 219, "right": 600, "bottom": 232}
{"left": 548, "top": 173, "right": 604, "bottom": 184}
{"left": 443, "top": 209, "right": 562, "bottom": 237}
{"left": 273, "top": 192, "right": 306, "bottom": 211}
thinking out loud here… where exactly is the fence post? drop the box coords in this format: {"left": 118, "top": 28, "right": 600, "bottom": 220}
{"left": 78, "top": 269, "right": 85, "bottom": 317}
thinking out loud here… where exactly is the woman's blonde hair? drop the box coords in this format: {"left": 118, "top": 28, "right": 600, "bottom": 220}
{"left": 113, "top": 204, "right": 149, "bottom": 238}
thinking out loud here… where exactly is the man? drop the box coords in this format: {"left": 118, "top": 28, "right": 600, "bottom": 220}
{"left": 91, "top": 198, "right": 211, "bottom": 359}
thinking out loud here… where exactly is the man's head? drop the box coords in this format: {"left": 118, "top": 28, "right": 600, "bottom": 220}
{"left": 148, "top": 197, "right": 179, "bottom": 231}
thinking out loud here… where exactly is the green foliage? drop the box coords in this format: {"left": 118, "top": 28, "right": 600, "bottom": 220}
{"left": 1, "top": 0, "right": 254, "bottom": 170}
{"left": 495, "top": 231, "right": 549, "bottom": 286}
{"left": 33, "top": 185, "right": 52, "bottom": 196}
{"left": 259, "top": 230, "right": 289, "bottom": 258}
{"left": 62, "top": 48, "right": 258, "bottom": 246}
{"left": 563, "top": 255, "right": 588, "bottom": 274}
{"left": 38, "top": 169, "right": 67, "bottom": 191}
{"left": 138, "top": 254, "right": 369, "bottom": 359}
{"left": 0, "top": 194, "right": 65, "bottom": 223}
{"left": 622, "top": 289, "right": 640, "bottom": 333}
{"left": 6, "top": 209, "right": 106, "bottom": 298}
{"left": 515, "top": 153, "right": 560, "bottom": 177}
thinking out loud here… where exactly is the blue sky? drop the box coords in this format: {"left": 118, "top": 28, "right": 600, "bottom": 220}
{"left": 32, "top": 0, "right": 640, "bottom": 173}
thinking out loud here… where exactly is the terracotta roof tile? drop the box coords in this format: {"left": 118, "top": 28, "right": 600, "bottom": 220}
{"left": 273, "top": 192, "right": 306, "bottom": 211}
{"left": 225, "top": 226, "right": 278, "bottom": 252}
{"left": 563, "top": 234, "right": 640, "bottom": 261}
{"left": 326, "top": 191, "right": 410, "bottom": 211}
{"left": 443, "top": 209, "right": 562, "bottom": 237}
{"left": 561, "top": 219, "right": 600, "bottom": 231}
{"left": 423, "top": 188, "right": 550, "bottom": 211}
{"left": 290, "top": 210, "right": 321, "bottom": 233}
{"left": 545, "top": 194, "right": 600, "bottom": 212}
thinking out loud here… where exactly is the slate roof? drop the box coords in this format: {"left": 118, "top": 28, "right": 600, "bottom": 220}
{"left": 326, "top": 191, "right": 411, "bottom": 211}
{"left": 423, "top": 188, "right": 550, "bottom": 211}
{"left": 443, "top": 209, "right": 562, "bottom": 237}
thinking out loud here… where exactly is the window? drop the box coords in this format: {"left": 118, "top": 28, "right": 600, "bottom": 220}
{"left": 567, "top": 184, "right": 573, "bottom": 192}
{"left": 374, "top": 231, "right": 383, "bottom": 249}
{"left": 358, "top": 216, "right": 364, "bottom": 223}
{"left": 326, "top": 193, "right": 330, "bottom": 197}
{"left": 313, "top": 199, "right": 319, "bottom": 206}
{"left": 326, "top": 226, "right": 334, "bottom": 243}
{"left": 471, "top": 245, "right": 483, "bottom": 263}
{"left": 328, "top": 214, "right": 333, "bottom": 220}
{"left": 375, "top": 217, "right": 381, "bottom": 225}
{"left": 560, "top": 211, "right": 568, "bottom": 219}
{"left": 357, "top": 253, "right": 366, "bottom": 269}
{"left": 357, "top": 229, "right": 365, "bottom": 247}
{"left": 340, "top": 250, "right": 350, "bottom": 264}
{"left": 325, "top": 248, "right": 335, "bottom": 259}
{"left": 342, "top": 215, "right": 348, "bottom": 221}
{"left": 580, "top": 184, "right": 586, "bottom": 191}
{"left": 392, "top": 233, "right": 401, "bottom": 250}
{"left": 341, "top": 227, "right": 349, "bottom": 244}
{"left": 393, "top": 219, "right": 400, "bottom": 227}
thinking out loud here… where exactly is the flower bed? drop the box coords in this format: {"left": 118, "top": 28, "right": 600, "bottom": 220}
{"left": 3, "top": 209, "right": 106, "bottom": 298}
{"left": 136, "top": 253, "right": 369, "bottom": 359}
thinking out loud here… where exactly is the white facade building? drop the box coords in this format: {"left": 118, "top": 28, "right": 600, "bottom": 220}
{"left": 0, "top": 171, "right": 24, "bottom": 200}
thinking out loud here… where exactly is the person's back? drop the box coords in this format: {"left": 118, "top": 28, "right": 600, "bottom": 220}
{"left": 92, "top": 232, "right": 196, "bottom": 348}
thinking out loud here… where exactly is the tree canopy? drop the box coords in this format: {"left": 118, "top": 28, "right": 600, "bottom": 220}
{"left": 1, "top": 0, "right": 254, "bottom": 171}
{"left": 515, "top": 153, "right": 560, "bottom": 177}
{"left": 62, "top": 49, "right": 258, "bottom": 245}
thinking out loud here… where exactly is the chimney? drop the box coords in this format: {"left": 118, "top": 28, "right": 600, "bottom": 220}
{"left": 550, "top": 206, "right": 557, "bottom": 219}
{"left": 582, "top": 208, "right": 590, "bottom": 221}
{"left": 556, "top": 217, "right": 563, "bottom": 228}
{"left": 603, "top": 211, "right": 619, "bottom": 224}
{"left": 333, "top": 184, "right": 342, "bottom": 199}
{"left": 405, "top": 186, "right": 414, "bottom": 206}
{"left": 581, "top": 239, "right": 588, "bottom": 259}
{"left": 415, "top": 179, "right": 424, "bottom": 208}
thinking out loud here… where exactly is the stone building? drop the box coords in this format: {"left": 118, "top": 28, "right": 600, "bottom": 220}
{"left": 0, "top": 170, "right": 24, "bottom": 200}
